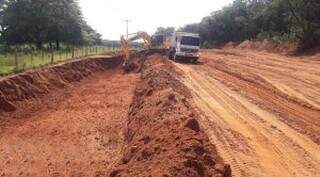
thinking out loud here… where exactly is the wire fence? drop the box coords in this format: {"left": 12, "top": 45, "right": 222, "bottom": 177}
{"left": 0, "top": 46, "right": 119, "bottom": 76}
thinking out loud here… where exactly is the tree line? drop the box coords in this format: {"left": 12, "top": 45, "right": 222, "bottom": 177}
{"left": 178, "top": 0, "right": 320, "bottom": 50}
{"left": 0, "top": 0, "right": 102, "bottom": 50}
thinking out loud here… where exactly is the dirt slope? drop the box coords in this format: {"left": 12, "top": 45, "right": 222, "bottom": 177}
{"left": 109, "top": 54, "right": 231, "bottom": 177}
{"left": 0, "top": 55, "right": 122, "bottom": 112}
{"left": 174, "top": 49, "right": 320, "bottom": 177}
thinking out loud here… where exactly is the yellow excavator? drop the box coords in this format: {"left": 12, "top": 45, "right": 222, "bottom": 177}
{"left": 120, "top": 31, "right": 166, "bottom": 72}
{"left": 120, "top": 31, "right": 152, "bottom": 72}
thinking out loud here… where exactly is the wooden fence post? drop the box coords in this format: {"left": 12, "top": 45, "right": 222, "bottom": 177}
{"left": 31, "top": 50, "right": 34, "bottom": 67}
{"left": 72, "top": 47, "right": 75, "bottom": 59}
{"left": 14, "top": 48, "right": 18, "bottom": 71}
{"left": 82, "top": 47, "right": 84, "bottom": 57}
{"left": 42, "top": 50, "right": 44, "bottom": 63}
{"left": 51, "top": 49, "right": 54, "bottom": 64}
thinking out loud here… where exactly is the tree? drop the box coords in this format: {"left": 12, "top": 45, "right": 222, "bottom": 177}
{"left": 81, "top": 22, "right": 102, "bottom": 45}
{"left": 178, "top": 23, "right": 199, "bottom": 33}
{"left": 286, "top": 0, "right": 320, "bottom": 49}
{"left": 1, "top": 0, "right": 99, "bottom": 49}
{"left": 154, "top": 27, "right": 175, "bottom": 37}
{"left": 0, "top": 0, "right": 8, "bottom": 43}
{"left": 180, "top": 0, "right": 320, "bottom": 49}
{"left": 46, "top": 0, "right": 84, "bottom": 48}
{"left": 4, "top": 0, "right": 46, "bottom": 47}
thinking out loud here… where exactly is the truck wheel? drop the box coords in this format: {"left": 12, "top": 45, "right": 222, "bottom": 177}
{"left": 168, "top": 47, "right": 175, "bottom": 60}
{"left": 190, "top": 58, "right": 197, "bottom": 64}
{"left": 169, "top": 52, "right": 173, "bottom": 60}
{"left": 174, "top": 55, "right": 179, "bottom": 62}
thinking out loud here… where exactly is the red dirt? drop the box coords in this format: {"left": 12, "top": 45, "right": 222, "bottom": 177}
{"left": 0, "top": 71, "right": 139, "bottom": 176}
{"left": 108, "top": 54, "right": 231, "bottom": 177}
{"left": 0, "top": 53, "right": 230, "bottom": 177}
{"left": 224, "top": 42, "right": 237, "bottom": 49}
{"left": 174, "top": 49, "right": 320, "bottom": 177}
{"left": 238, "top": 40, "right": 256, "bottom": 49}
{"left": 200, "top": 49, "right": 320, "bottom": 144}
{"left": 0, "top": 55, "right": 140, "bottom": 176}
{"left": 237, "top": 39, "right": 297, "bottom": 54}
{"left": 0, "top": 56, "right": 123, "bottom": 113}
{"left": 0, "top": 92, "right": 16, "bottom": 112}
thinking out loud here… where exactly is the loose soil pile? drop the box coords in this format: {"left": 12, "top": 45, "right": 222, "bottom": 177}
{"left": 109, "top": 54, "right": 231, "bottom": 177}
{"left": 237, "top": 39, "right": 297, "bottom": 54}
{"left": 223, "top": 42, "right": 237, "bottom": 49}
{"left": 0, "top": 56, "right": 123, "bottom": 112}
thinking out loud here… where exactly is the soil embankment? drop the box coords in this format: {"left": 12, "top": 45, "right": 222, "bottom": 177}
{"left": 0, "top": 55, "right": 123, "bottom": 113}
{"left": 0, "top": 55, "right": 140, "bottom": 176}
{"left": 236, "top": 39, "right": 297, "bottom": 54}
{"left": 109, "top": 54, "right": 231, "bottom": 177}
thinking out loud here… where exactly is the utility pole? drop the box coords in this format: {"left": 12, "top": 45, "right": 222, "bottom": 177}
{"left": 123, "top": 18, "right": 131, "bottom": 38}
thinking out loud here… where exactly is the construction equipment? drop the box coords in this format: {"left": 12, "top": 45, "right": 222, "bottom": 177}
{"left": 120, "top": 31, "right": 152, "bottom": 72}
{"left": 168, "top": 32, "right": 200, "bottom": 63}
{"left": 151, "top": 35, "right": 165, "bottom": 47}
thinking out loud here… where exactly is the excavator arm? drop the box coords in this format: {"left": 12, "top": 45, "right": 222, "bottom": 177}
{"left": 120, "top": 31, "right": 151, "bottom": 71}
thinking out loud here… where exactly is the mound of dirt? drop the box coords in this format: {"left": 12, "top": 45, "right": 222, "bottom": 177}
{"left": 258, "top": 39, "right": 278, "bottom": 51}
{"left": 238, "top": 40, "right": 257, "bottom": 49}
{"left": 109, "top": 54, "right": 231, "bottom": 177}
{"left": 0, "top": 56, "right": 123, "bottom": 112}
{"left": 224, "top": 42, "right": 237, "bottom": 49}
{"left": 236, "top": 39, "right": 298, "bottom": 54}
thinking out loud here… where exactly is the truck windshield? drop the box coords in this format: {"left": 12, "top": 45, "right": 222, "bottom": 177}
{"left": 181, "top": 36, "right": 200, "bottom": 46}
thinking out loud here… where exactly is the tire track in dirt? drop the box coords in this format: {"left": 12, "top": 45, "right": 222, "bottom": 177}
{"left": 174, "top": 57, "right": 320, "bottom": 177}
{"left": 202, "top": 49, "right": 320, "bottom": 109}
{"left": 200, "top": 50, "right": 320, "bottom": 143}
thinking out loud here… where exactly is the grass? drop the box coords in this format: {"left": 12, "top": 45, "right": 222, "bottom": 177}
{"left": 0, "top": 46, "right": 118, "bottom": 76}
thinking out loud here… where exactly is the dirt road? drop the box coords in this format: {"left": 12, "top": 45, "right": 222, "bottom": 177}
{"left": 0, "top": 50, "right": 319, "bottom": 177}
{"left": 174, "top": 49, "right": 320, "bottom": 177}
{"left": 0, "top": 69, "right": 139, "bottom": 176}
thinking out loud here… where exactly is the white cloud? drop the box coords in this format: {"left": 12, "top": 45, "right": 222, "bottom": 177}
{"left": 79, "top": 0, "right": 233, "bottom": 40}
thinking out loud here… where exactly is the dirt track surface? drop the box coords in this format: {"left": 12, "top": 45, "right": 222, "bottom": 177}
{"left": 108, "top": 54, "right": 230, "bottom": 177}
{"left": 1, "top": 50, "right": 319, "bottom": 177}
{"left": 174, "top": 49, "right": 320, "bottom": 177}
{"left": 0, "top": 69, "right": 139, "bottom": 176}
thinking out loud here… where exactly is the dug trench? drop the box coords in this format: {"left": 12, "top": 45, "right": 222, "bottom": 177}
{"left": 0, "top": 52, "right": 230, "bottom": 177}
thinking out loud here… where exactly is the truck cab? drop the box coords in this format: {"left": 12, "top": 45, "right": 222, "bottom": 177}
{"left": 168, "top": 32, "right": 200, "bottom": 63}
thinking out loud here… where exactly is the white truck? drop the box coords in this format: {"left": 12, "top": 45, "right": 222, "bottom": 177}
{"left": 168, "top": 32, "right": 200, "bottom": 63}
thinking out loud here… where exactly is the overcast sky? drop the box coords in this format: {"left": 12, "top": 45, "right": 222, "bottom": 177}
{"left": 79, "top": 0, "right": 233, "bottom": 40}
